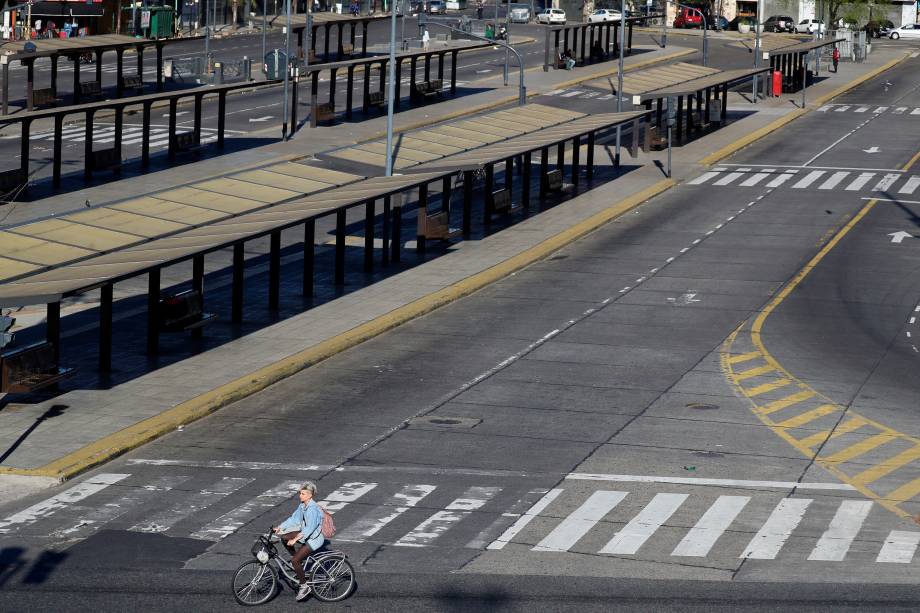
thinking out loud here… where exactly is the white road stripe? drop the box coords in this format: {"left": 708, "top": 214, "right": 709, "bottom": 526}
{"left": 873, "top": 173, "right": 901, "bottom": 192}
{"left": 817, "top": 105, "right": 833, "bottom": 112}
{"left": 581, "top": 92, "right": 599, "bottom": 98}
{"left": 740, "top": 498, "right": 811, "bottom": 559}
{"left": 545, "top": 89, "right": 566, "bottom": 96}
{"left": 320, "top": 482, "right": 378, "bottom": 513}
{"left": 394, "top": 486, "right": 501, "bottom": 547}
{"left": 533, "top": 490, "right": 627, "bottom": 552}
{"left": 600, "top": 493, "right": 687, "bottom": 555}
{"left": 566, "top": 474, "right": 855, "bottom": 490}
{"left": 912, "top": 108, "right": 920, "bottom": 116}
{"left": 130, "top": 477, "right": 253, "bottom": 534}
{"left": 874, "top": 107, "right": 888, "bottom": 113}
{"left": 335, "top": 484, "right": 435, "bottom": 542}
{"left": 740, "top": 171, "right": 773, "bottom": 187}
{"left": 807, "top": 500, "right": 873, "bottom": 561}
{"left": 0, "top": 474, "right": 130, "bottom": 534}
{"left": 818, "top": 171, "right": 850, "bottom": 189}
{"left": 898, "top": 176, "right": 920, "bottom": 195}
{"left": 469, "top": 488, "right": 550, "bottom": 550}
{"left": 713, "top": 172, "right": 746, "bottom": 186}
{"left": 126, "top": 459, "right": 335, "bottom": 471}
{"left": 190, "top": 481, "right": 301, "bottom": 541}
{"left": 561, "top": 90, "right": 584, "bottom": 98}
{"left": 688, "top": 171, "right": 721, "bottom": 185}
{"left": 876, "top": 530, "right": 920, "bottom": 563}
{"left": 792, "top": 170, "right": 826, "bottom": 189}
{"left": 487, "top": 488, "right": 562, "bottom": 550}
{"left": 834, "top": 105, "right": 850, "bottom": 112}
{"left": 52, "top": 475, "right": 191, "bottom": 539}
{"left": 845, "top": 172, "right": 875, "bottom": 191}
{"left": 893, "top": 107, "right": 908, "bottom": 114}
{"left": 671, "top": 496, "right": 749, "bottom": 557}
{"left": 854, "top": 106, "right": 869, "bottom": 113}
{"left": 765, "top": 172, "right": 797, "bottom": 188}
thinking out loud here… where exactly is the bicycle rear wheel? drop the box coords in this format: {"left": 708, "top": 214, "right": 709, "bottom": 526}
{"left": 309, "top": 556, "right": 356, "bottom": 602}
{"left": 231, "top": 560, "right": 278, "bottom": 606}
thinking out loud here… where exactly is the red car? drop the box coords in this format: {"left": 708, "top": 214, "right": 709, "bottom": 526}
{"left": 673, "top": 7, "right": 704, "bottom": 28}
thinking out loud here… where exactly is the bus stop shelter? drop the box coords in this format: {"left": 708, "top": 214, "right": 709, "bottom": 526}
{"left": 270, "top": 13, "right": 387, "bottom": 62}
{"left": 740, "top": 36, "right": 844, "bottom": 92}
{"left": 0, "top": 34, "right": 193, "bottom": 114}
{"left": 543, "top": 14, "right": 663, "bottom": 71}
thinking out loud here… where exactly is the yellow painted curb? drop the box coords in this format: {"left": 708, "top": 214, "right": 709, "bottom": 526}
{"left": 4, "top": 177, "right": 674, "bottom": 481}
{"left": 699, "top": 51, "right": 911, "bottom": 166}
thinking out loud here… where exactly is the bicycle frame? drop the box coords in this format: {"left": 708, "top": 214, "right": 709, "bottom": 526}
{"left": 257, "top": 529, "right": 349, "bottom": 590}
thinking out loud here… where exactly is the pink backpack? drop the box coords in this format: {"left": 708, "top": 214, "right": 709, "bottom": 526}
{"left": 320, "top": 508, "right": 337, "bottom": 538}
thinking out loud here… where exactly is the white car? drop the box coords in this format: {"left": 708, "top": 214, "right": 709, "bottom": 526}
{"left": 889, "top": 23, "right": 920, "bottom": 39}
{"left": 588, "top": 9, "right": 621, "bottom": 22}
{"left": 536, "top": 8, "right": 566, "bottom": 25}
{"left": 794, "top": 19, "right": 825, "bottom": 34}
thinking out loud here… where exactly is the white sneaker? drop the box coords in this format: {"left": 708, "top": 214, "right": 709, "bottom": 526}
{"left": 296, "top": 583, "right": 311, "bottom": 602}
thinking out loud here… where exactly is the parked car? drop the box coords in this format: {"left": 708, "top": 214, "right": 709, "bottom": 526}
{"left": 536, "top": 8, "right": 566, "bottom": 24}
{"left": 890, "top": 23, "right": 920, "bottom": 39}
{"left": 762, "top": 15, "right": 795, "bottom": 32}
{"left": 427, "top": 0, "right": 446, "bottom": 14}
{"left": 864, "top": 20, "right": 894, "bottom": 38}
{"left": 709, "top": 15, "right": 728, "bottom": 30}
{"left": 509, "top": 3, "right": 532, "bottom": 23}
{"left": 729, "top": 16, "right": 756, "bottom": 30}
{"left": 794, "top": 19, "right": 825, "bottom": 34}
{"left": 673, "top": 7, "right": 704, "bottom": 28}
{"left": 588, "top": 8, "right": 621, "bottom": 22}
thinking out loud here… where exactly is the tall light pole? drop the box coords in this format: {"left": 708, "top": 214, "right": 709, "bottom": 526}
{"left": 385, "top": 0, "right": 397, "bottom": 175}
{"left": 281, "top": 0, "right": 291, "bottom": 139}
{"left": 615, "top": 4, "right": 624, "bottom": 167}
{"left": 752, "top": 0, "right": 761, "bottom": 102}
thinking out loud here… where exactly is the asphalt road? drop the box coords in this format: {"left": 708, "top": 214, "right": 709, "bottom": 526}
{"left": 2, "top": 44, "right": 920, "bottom": 611}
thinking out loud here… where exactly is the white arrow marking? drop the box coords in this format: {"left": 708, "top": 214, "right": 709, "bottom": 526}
{"left": 889, "top": 231, "right": 913, "bottom": 244}
{"left": 667, "top": 292, "right": 701, "bottom": 305}
{"left": 248, "top": 115, "right": 273, "bottom": 122}
{"left": 863, "top": 146, "right": 881, "bottom": 154}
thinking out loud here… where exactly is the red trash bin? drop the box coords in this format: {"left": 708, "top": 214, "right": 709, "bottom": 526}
{"left": 772, "top": 70, "right": 782, "bottom": 97}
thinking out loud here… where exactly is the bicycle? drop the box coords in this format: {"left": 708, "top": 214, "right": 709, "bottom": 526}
{"left": 231, "top": 526, "right": 356, "bottom": 606}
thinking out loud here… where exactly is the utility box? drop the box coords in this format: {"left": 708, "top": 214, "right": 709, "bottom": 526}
{"left": 147, "top": 6, "right": 175, "bottom": 39}
{"left": 708, "top": 99, "right": 722, "bottom": 123}
{"left": 772, "top": 70, "right": 782, "bottom": 97}
{"left": 264, "top": 50, "right": 288, "bottom": 80}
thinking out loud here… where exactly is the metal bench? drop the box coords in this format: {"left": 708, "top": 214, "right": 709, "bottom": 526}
{"left": 367, "top": 90, "right": 385, "bottom": 109}
{"left": 0, "top": 341, "right": 74, "bottom": 394}
{"left": 491, "top": 188, "right": 518, "bottom": 214}
{"left": 31, "top": 87, "right": 59, "bottom": 108}
{"left": 79, "top": 80, "right": 103, "bottom": 101}
{"left": 546, "top": 169, "right": 564, "bottom": 192}
{"left": 314, "top": 102, "right": 335, "bottom": 124}
{"left": 158, "top": 289, "right": 216, "bottom": 333}
{"left": 340, "top": 43, "right": 354, "bottom": 59}
{"left": 411, "top": 79, "right": 443, "bottom": 102}
{"left": 418, "top": 210, "right": 459, "bottom": 241}
{"left": 0, "top": 168, "right": 26, "bottom": 193}
{"left": 91, "top": 147, "right": 121, "bottom": 172}
{"left": 173, "top": 131, "right": 205, "bottom": 154}
{"left": 122, "top": 75, "right": 144, "bottom": 94}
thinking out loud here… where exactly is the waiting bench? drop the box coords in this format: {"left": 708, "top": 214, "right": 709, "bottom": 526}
{"left": 411, "top": 79, "right": 443, "bottom": 103}
{"left": 0, "top": 168, "right": 26, "bottom": 193}
{"left": 158, "top": 289, "right": 216, "bottom": 334}
{"left": 122, "top": 75, "right": 144, "bottom": 94}
{"left": 173, "top": 131, "right": 206, "bottom": 154}
{"left": 91, "top": 148, "right": 121, "bottom": 172}
{"left": 79, "top": 80, "right": 103, "bottom": 101}
{"left": 418, "top": 209, "right": 459, "bottom": 241}
{"left": 314, "top": 102, "right": 335, "bottom": 124}
{"left": 367, "top": 90, "right": 385, "bottom": 109}
{"left": 0, "top": 341, "right": 74, "bottom": 394}
{"left": 546, "top": 169, "right": 564, "bottom": 192}
{"left": 491, "top": 188, "right": 520, "bottom": 215}
{"left": 340, "top": 43, "right": 354, "bottom": 59}
{"left": 31, "top": 87, "right": 59, "bottom": 108}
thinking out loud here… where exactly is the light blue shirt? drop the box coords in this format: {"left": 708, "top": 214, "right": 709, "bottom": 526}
{"left": 279, "top": 500, "right": 324, "bottom": 549}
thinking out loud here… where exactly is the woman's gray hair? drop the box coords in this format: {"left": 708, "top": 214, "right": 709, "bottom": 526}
{"left": 300, "top": 481, "right": 317, "bottom": 494}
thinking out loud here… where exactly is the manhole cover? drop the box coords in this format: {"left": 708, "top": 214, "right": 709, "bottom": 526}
{"left": 409, "top": 416, "right": 481, "bottom": 428}
{"left": 686, "top": 403, "right": 719, "bottom": 410}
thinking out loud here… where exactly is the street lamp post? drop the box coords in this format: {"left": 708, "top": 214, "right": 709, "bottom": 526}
{"left": 615, "top": 1, "right": 624, "bottom": 168}
{"left": 676, "top": 3, "right": 706, "bottom": 65}
{"left": 385, "top": 0, "right": 397, "bottom": 175}
{"left": 752, "top": 0, "right": 761, "bottom": 102}
{"left": 281, "top": 0, "right": 291, "bottom": 139}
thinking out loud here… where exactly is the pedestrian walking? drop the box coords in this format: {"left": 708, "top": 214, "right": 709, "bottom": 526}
{"left": 422, "top": 28, "right": 430, "bottom": 51}
{"left": 832, "top": 46, "right": 840, "bottom": 73}
{"left": 476, "top": 0, "right": 484, "bottom": 19}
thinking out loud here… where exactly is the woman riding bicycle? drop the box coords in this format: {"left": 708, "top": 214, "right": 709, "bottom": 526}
{"left": 274, "top": 481, "right": 325, "bottom": 602}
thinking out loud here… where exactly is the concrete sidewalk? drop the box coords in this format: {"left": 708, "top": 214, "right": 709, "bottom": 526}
{"left": 0, "top": 43, "right": 908, "bottom": 493}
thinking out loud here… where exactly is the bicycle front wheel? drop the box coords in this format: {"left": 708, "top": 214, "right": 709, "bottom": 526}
{"left": 310, "top": 556, "right": 356, "bottom": 602}
{"left": 231, "top": 560, "right": 278, "bottom": 606}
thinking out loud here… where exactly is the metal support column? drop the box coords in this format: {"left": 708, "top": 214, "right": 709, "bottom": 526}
{"left": 522, "top": 151, "right": 531, "bottom": 211}
{"left": 586, "top": 131, "right": 595, "bottom": 180}
{"left": 539, "top": 146, "right": 549, "bottom": 198}
{"left": 116, "top": 50, "right": 124, "bottom": 96}
{"left": 451, "top": 51, "right": 458, "bottom": 94}
{"left": 167, "top": 97, "right": 178, "bottom": 160}
{"left": 47, "top": 302, "right": 61, "bottom": 367}
{"left": 462, "top": 170, "right": 473, "bottom": 236}
{"left": 484, "top": 164, "right": 494, "bottom": 225}
{"left": 83, "top": 111, "right": 93, "bottom": 181}
{"left": 142, "top": 101, "right": 152, "bottom": 166}
{"left": 146, "top": 268, "right": 160, "bottom": 355}
{"left": 232, "top": 243, "right": 244, "bottom": 324}
{"left": 99, "top": 283, "right": 113, "bottom": 372}
{"left": 72, "top": 55, "right": 81, "bottom": 104}
{"left": 218, "top": 91, "right": 226, "bottom": 148}
{"left": 335, "top": 209, "right": 346, "bottom": 286}
{"left": 25, "top": 59, "right": 34, "bottom": 111}
{"left": 346, "top": 65, "right": 355, "bottom": 119}
{"left": 192, "top": 254, "right": 205, "bottom": 338}
{"left": 156, "top": 44, "right": 164, "bottom": 91}
{"left": 382, "top": 197, "right": 391, "bottom": 266}
{"left": 416, "top": 184, "right": 428, "bottom": 255}
{"left": 303, "top": 220, "right": 314, "bottom": 298}
{"left": 571, "top": 136, "right": 580, "bottom": 188}
{"left": 52, "top": 115, "right": 63, "bottom": 187}
{"left": 269, "top": 230, "right": 281, "bottom": 310}
{"left": 364, "top": 199, "right": 375, "bottom": 272}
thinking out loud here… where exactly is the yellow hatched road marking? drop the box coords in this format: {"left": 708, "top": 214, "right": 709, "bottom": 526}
{"left": 885, "top": 477, "right": 920, "bottom": 505}
{"left": 733, "top": 364, "right": 775, "bottom": 382}
{"left": 795, "top": 417, "right": 866, "bottom": 449}
{"left": 758, "top": 390, "right": 816, "bottom": 416}
{"left": 820, "top": 433, "right": 897, "bottom": 465}
{"left": 851, "top": 445, "right": 920, "bottom": 486}
{"left": 727, "top": 351, "right": 761, "bottom": 365}
{"left": 774, "top": 404, "right": 838, "bottom": 429}
{"left": 745, "top": 379, "right": 791, "bottom": 396}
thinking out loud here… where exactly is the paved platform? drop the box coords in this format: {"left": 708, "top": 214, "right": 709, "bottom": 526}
{"left": 0, "top": 43, "right": 908, "bottom": 493}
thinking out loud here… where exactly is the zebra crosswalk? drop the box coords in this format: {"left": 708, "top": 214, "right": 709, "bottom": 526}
{"left": 1, "top": 469, "right": 918, "bottom": 566}
{"left": 3, "top": 122, "right": 222, "bottom": 150}
{"left": 688, "top": 167, "right": 920, "bottom": 195}
{"left": 542, "top": 88, "right": 616, "bottom": 101}
{"left": 818, "top": 103, "right": 920, "bottom": 116}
